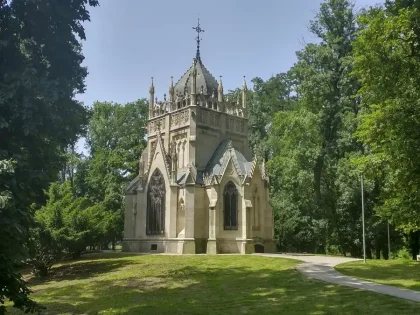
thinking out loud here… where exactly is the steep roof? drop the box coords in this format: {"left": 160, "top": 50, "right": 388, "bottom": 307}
{"left": 200, "top": 140, "right": 253, "bottom": 182}
{"left": 174, "top": 57, "right": 219, "bottom": 97}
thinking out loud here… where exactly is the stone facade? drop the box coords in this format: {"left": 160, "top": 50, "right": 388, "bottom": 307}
{"left": 122, "top": 43, "right": 275, "bottom": 254}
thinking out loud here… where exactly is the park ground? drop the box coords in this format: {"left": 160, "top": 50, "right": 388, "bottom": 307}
{"left": 336, "top": 259, "right": 420, "bottom": 291}
{"left": 6, "top": 253, "right": 420, "bottom": 315}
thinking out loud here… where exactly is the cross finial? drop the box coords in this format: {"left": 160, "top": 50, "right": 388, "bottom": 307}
{"left": 192, "top": 16, "right": 204, "bottom": 59}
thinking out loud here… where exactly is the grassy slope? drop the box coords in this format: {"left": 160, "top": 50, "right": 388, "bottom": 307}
{"left": 7, "top": 253, "right": 420, "bottom": 315}
{"left": 336, "top": 259, "right": 420, "bottom": 291}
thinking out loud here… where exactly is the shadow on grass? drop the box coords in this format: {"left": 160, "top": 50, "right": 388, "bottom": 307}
{"left": 336, "top": 260, "right": 420, "bottom": 291}
{"left": 10, "top": 255, "right": 419, "bottom": 315}
{"left": 27, "top": 256, "right": 135, "bottom": 285}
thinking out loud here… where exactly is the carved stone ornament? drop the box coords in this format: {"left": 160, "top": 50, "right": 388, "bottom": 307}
{"left": 146, "top": 169, "right": 166, "bottom": 235}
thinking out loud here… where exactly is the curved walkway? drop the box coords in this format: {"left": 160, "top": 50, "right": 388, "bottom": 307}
{"left": 259, "top": 253, "right": 420, "bottom": 303}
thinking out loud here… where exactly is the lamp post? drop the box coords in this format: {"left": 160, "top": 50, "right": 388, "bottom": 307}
{"left": 352, "top": 170, "right": 367, "bottom": 263}
{"left": 360, "top": 173, "right": 366, "bottom": 263}
{"left": 388, "top": 220, "right": 391, "bottom": 259}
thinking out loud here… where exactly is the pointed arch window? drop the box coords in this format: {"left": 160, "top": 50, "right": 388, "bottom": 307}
{"left": 223, "top": 181, "right": 238, "bottom": 230}
{"left": 147, "top": 169, "right": 166, "bottom": 235}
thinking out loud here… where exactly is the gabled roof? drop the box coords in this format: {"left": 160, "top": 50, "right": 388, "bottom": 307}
{"left": 200, "top": 140, "right": 253, "bottom": 184}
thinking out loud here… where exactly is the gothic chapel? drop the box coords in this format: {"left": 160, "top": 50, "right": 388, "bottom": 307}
{"left": 122, "top": 21, "right": 275, "bottom": 254}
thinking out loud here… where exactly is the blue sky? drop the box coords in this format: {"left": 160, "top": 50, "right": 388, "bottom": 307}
{"left": 75, "top": 0, "right": 383, "bottom": 152}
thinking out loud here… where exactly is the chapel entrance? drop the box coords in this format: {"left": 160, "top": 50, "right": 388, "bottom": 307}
{"left": 254, "top": 244, "right": 265, "bottom": 253}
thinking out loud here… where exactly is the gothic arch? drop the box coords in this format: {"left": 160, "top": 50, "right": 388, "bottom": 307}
{"left": 223, "top": 181, "right": 238, "bottom": 230}
{"left": 146, "top": 168, "right": 166, "bottom": 235}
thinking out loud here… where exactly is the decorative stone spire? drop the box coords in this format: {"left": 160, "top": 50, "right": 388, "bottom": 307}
{"left": 139, "top": 156, "right": 144, "bottom": 177}
{"left": 163, "top": 94, "right": 167, "bottom": 114}
{"left": 169, "top": 76, "right": 174, "bottom": 104}
{"left": 191, "top": 59, "right": 198, "bottom": 106}
{"left": 242, "top": 76, "right": 248, "bottom": 117}
{"left": 149, "top": 77, "right": 155, "bottom": 119}
{"left": 170, "top": 139, "right": 177, "bottom": 184}
{"left": 218, "top": 76, "right": 224, "bottom": 102}
{"left": 236, "top": 94, "right": 241, "bottom": 116}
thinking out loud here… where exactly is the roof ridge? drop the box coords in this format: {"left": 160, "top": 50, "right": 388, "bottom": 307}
{"left": 174, "top": 63, "right": 193, "bottom": 93}
{"left": 228, "top": 145, "right": 245, "bottom": 176}
{"left": 198, "top": 58, "right": 218, "bottom": 94}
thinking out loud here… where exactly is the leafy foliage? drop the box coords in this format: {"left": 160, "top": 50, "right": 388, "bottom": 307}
{"left": 29, "top": 99, "right": 148, "bottom": 277}
{"left": 353, "top": 5, "right": 420, "bottom": 233}
{"left": 238, "top": 0, "right": 404, "bottom": 257}
{"left": 35, "top": 182, "right": 106, "bottom": 260}
{"left": 263, "top": 0, "right": 369, "bottom": 254}
{"left": 86, "top": 100, "right": 148, "bottom": 246}
{"left": 0, "top": 0, "right": 98, "bottom": 312}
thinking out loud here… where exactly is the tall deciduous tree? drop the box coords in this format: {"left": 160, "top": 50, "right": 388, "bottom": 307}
{"left": 267, "top": 0, "right": 377, "bottom": 254}
{"left": 353, "top": 2, "right": 420, "bottom": 257}
{"left": 86, "top": 100, "right": 148, "bottom": 247}
{"left": 0, "top": 0, "right": 98, "bottom": 312}
{"left": 249, "top": 74, "right": 296, "bottom": 160}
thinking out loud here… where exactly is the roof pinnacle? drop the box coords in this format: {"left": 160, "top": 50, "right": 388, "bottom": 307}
{"left": 243, "top": 76, "right": 247, "bottom": 90}
{"left": 149, "top": 77, "right": 155, "bottom": 94}
{"left": 192, "top": 16, "right": 205, "bottom": 60}
{"left": 169, "top": 76, "right": 174, "bottom": 91}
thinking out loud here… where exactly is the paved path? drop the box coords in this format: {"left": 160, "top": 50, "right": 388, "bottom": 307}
{"left": 259, "top": 253, "right": 420, "bottom": 303}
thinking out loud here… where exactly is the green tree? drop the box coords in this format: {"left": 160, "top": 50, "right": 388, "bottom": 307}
{"left": 353, "top": 3, "right": 420, "bottom": 257}
{"left": 35, "top": 181, "right": 105, "bottom": 260}
{"left": 86, "top": 100, "right": 148, "bottom": 248}
{"left": 0, "top": 0, "right": 98, "bottom": 311}
{"left": 249, "top": 74, "right": 296, "bottom": 160}
{"left": 268, "top": 109, "right": 324, "bottom": 251}
{"left": 27, "top": 221, "right": 60, "bottom": 278}
{"left": 267, "top": 0, "right": 379, "bottom": 255}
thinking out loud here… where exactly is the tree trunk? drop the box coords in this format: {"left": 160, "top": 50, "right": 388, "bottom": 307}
{"left": 313, "top": 155, "right": 324, "bottom": 206}
{"left": 410, "top": 231, "right": 420, "bottom": 260}
{"left": 366, "top": 246, "right": 372, "bottom": 259}
{"left": 375, "top": 244, "right": 381, "bottom": 259}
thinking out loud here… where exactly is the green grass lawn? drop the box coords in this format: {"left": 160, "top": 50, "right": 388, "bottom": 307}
{"left": 6, "top": 254, "right": 420, "bottom": 315}
{"left": 336, "top": 259, "right": 420, "bottom": 291}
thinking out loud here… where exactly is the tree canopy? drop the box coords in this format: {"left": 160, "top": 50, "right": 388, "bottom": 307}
{"left": 0, "top": 0, "right": 98, "bottom": 312}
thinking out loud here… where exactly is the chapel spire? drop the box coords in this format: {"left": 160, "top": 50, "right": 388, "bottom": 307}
{"left": 218, "top": 76, "right": 224, "bottom": 102}
{"left": 169, "top": 76, "right": 174, "bottom": 104}
{"left": 149, "top": 77, "right": 155, "bottom": 118}
{"left": 192, "top": 16, "right": 205, "bottom": 60}
{"left": 242, "top": 76, "right": 248, "bottom": 117}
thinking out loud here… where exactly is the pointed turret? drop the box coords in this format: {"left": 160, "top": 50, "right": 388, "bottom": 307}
{"left": 236, "top": 93, "right": 240, "bottom": 116}
{"left": 191, "top": 59, "right": 198, "bottom": 106}
{"left": 169, "top": 76, "right": 174, "bottom": 107}
{"left": 218, "top": 76, "right": 224, "bottom": 103}
{"left": 149, "top": 77, "right": 155, "bottom": 119}
{"left": 242, "top": 76, "right": 248, "bottom": 117}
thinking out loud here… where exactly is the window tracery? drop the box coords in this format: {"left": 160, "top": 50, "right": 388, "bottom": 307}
{"left": 224, "top": 181, "right": 238, "bottom": 230}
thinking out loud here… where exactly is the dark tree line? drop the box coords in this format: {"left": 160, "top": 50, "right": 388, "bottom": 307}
{"left": 240, "top": 0, "right": 420, "bottom": 260}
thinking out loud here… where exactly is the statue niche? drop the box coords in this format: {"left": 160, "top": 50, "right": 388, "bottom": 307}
{"left": 146, "top": 169, "right": 166, "bottom": 235}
